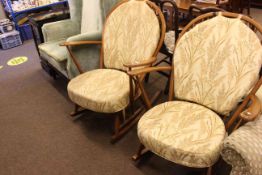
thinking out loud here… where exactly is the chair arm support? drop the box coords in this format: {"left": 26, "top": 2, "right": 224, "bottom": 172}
{"left": 60, "top": 41, "right": 102, "bottom": 46}
{"left": 240, "top": 95, "right": 261, "bottom": 122}
{"left": 61, "top": 31, "right": 103, "bottom": 46}
{"left": 127, "top": 66, "right": 172, "bottom": 76}
{"left": 123, "top": 57, "right": 157, "bottom": 69}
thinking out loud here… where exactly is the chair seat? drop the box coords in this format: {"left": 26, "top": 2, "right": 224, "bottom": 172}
{"left": 138, "top": 101, "right": 226, "bottom": 168}
{"left": 38, "top": 40, "right": 67, "bottom": 62}
{"left": 67, "top": 69, "right": 130, "bottom": 113}
{"left": 164, "top": 30, "right": 175, "bottom": 54}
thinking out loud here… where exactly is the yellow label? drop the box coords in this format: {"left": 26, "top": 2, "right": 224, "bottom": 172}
{"left": 7, "top": 56, "right": 28, "bottom": 66}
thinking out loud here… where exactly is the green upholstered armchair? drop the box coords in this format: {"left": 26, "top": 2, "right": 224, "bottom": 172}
{"left": 38, "top": 0, "right": 120, "bottom": 79}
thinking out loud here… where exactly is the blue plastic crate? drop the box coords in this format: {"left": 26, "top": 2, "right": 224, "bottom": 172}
{"left": 19, "top": 24, "right": 33, "bottom": 41}
{"left": 0, "top": 30, "right": 22, "bottom": 50}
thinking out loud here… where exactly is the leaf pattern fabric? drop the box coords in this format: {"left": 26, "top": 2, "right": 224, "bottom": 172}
{"left": 67, "top": 69, "right": 130, "bottom": 113}
{"left": 173, "top": 15, "right": 262, "bottom": 116}
{"left": 103, "top": 0, "right": 160, "bottom": 70}
{"left": 221, "top": 115, "right": 262, "bottom": 175}
{"left": 138, "top": 101, "right": 226, "bottom": 168}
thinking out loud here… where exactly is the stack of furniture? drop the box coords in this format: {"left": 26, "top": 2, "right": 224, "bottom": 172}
{"left": 0, "top": 18, "right": 22, "bottom": 49}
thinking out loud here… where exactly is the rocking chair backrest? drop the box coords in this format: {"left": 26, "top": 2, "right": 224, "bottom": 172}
{"left": 102, "top": 0, "right": 165, "bottom": 71}
{"left": 173, "top": 12, "right": 262, "bottom": 116}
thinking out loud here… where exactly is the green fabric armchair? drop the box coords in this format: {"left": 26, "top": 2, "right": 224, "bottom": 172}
{"left": 38, "top": 0, "right": 120, "bottom": 79}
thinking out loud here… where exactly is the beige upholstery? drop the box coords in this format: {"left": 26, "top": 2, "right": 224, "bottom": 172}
{"left": 138, "top": 101, "right": 226, "bottom": 168}
{"left": 68, "top": 69, "right": 130, "bottom": 113}
{"left": 137, "top": 14, "right": 262, "bottom": 170}
{"left": 68, "top": 1, "right": 162, "bottom": 114}
{"left": 164, "top": 30, "right": 175, "bottom": 54}
{"left": 221, "top": 115, "right": 262, "bottom": 175}
{"left": 173, "top": 15, "right": 262, "bottom": 116}
{"left": 103, "top": 1, "right": 160, "bottom": 70}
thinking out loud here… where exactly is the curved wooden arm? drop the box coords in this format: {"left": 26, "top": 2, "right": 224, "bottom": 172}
{"left": 127, "top": 66, "right": 172, "bottom": 76}
{"left": 123, "top": 57, "right": 157, "bottom": 69}
{"left": 240, "top": 95, "right": 261, "bottom": 122}
{"left": 60, "top": 40, "right": 102, "bottom": 46}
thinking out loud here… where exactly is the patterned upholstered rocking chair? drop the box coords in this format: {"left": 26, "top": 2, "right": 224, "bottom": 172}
{"left": 61, "top": 0, "right": 166, "bottom": 143}
{"left": 129, "top": 12, "right": 262, "bottom": 174}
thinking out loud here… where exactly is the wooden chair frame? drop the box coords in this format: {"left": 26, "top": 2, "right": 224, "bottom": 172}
{"left": 61, "top": 0, "right": 166, "bottom": 143}
{"left": 129, "top": 12, "right": 262, "bottom": 175}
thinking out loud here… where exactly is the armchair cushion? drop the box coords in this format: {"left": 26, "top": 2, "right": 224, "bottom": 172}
{"left": 67, "top": 69, "right": 130, "bottom": 113}
{"left": 42, "top": 20, "right": 79, "bottom": 42}
{"left": 39, "top": 40, "right": 67, "bottom": 62}
{"left": 81, "top": 0, "right": 102, "bottom": 34}
{"left": 138, "top": 101, "right": 226, "bottom": 168}
{"left": 221, "top": 115, "right": 262, "bottom": 175}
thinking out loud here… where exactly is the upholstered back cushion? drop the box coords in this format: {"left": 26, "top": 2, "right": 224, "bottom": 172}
{"left": 173, "top": 15, "right": 262, "bottom": 115}
{"left": 68, "top": 0, "right": 82, "bottom": 23}
{"left": 81, "top": 0, "right": 103, "bottom": 34}
{"left": 100, "top": 0, "right": 121, "bottom": 23}
{"left": 103, "top": 0, "right": 160, "bottom": 70}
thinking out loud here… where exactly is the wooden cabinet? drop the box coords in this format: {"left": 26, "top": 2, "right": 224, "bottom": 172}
{"left": 251, "top": 0, "right": 262, "bottom": 7}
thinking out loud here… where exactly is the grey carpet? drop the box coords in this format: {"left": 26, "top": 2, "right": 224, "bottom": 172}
{"left": 1, "top": 8, "right": 261, "bottom": 175}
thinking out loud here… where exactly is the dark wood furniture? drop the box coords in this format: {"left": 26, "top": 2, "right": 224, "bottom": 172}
{"left": 251, "top": 0, "right": 262, "bottom": 7}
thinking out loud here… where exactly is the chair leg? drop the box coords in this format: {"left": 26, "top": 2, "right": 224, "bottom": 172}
{"left": 145, "top": 73, "right": 150, "bottom": 83}
{"left": 132, "top": 144, "right": 150, "bottom": 161}
{"left": 111, "top": 90, "right": 161, "bottom": 143}
{"left": 206, "top": 166, "right": 212, "bottom": 175}
{"left": 111, "top": 108, "right": 143, "bottom": 143}
{"left": 70, "top": 104, "right": 86, "bottom": 117}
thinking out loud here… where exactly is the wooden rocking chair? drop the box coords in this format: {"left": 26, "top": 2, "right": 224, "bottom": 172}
{"left": 61, "top": 0, "right": 166, "bottom": 143}
{"left": 129, "top": 12, "right": 262, "bottom": 175}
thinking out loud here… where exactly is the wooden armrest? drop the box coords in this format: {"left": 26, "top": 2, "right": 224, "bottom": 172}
{"left": 60, "top": 40, "right": 102, "bottom": 46}
{"left": 128, "top": 66, "right": 172, "bottom": 76}
{"left": 123, "top": 57, "right": 157, "bottom": 69}
{"left": 240, "top": 95, "right": 261, "bottom": 122}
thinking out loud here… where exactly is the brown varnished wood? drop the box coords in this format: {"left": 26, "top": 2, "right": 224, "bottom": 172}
{"left": 127, "top": 66, "right": 172, "bottom": 76}
{"left": 164, "top": 0, "right": 228, "bottom": 12}
{"left": 61, "top": 40, "right": 102, "bottom": 46}
{"left": 240, "top": 95, "right": 261, "bottom": 122}
{"left": 123, "top": 57, "right": 157, "bottom": 69}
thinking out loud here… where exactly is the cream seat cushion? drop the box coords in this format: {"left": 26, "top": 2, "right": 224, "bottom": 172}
{"left": 67, "top": 69, "right": 130, "bottom": 113}
{"left": 138, "top": 101, "right": 226, "bottom": 168}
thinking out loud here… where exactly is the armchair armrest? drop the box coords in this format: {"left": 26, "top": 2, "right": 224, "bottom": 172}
{"left": 123, "top": 57, "right": 157, "bottom": 69}
{"left": 240, "top": 95, "right": 261, "bottom": 122}
{"left": 60, "top": 31, "right": 103, "bottom": 74}
{"left": 127, "top": 66, "right": 172, "bottom": 76}
{"left": 42, "top": 19, "right": 79, "bottom": 42}
{"left": 66, "top": 31, "right": 102, "bottom": 42}
{"left": 61, "top": 41, "right": 102, "bottom": 46}
{"left": 61, "top": 31, "right": 102, "bottom": 46}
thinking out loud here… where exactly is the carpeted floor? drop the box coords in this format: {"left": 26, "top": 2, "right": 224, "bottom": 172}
{"left": 0, "top": 8, "right": 261, "bottom": 175}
